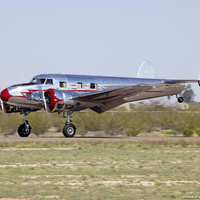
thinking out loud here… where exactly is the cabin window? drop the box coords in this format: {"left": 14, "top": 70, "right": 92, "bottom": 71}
{"left": 45, "top": 79, "right": 53, "bottom": 85}
{"left": 90, "top": 83, "right": 97, "bottom": 89}
{"left": 77, "top": 82, "right": 84, "bottom": 89}
{"left": 59, "top": 82, "right": 67, "bottom": 88}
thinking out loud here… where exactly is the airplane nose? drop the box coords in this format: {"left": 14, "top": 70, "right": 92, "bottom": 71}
{"left": 1, "top": 89, "right": 12, "bottom": 103}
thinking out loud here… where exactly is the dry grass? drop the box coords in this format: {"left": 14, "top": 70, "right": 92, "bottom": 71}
{"left": 0, "top": 141, "right": 199, "bottom": 199}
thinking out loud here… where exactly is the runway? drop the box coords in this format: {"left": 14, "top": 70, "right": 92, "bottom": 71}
{"left": 0, "top": 136, "right": 200, "bottom": 142}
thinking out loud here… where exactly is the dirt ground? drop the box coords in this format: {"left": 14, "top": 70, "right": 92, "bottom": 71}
{"left": 1, "top": 136, "right": 200, "bottom": 142}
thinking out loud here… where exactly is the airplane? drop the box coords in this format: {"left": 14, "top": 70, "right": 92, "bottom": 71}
{"left": 0, "top": 61, "right": 199, "bottom": 137}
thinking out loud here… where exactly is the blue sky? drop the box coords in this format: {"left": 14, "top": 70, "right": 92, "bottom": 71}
{"left": 1, "top": 0, "right": 200, "bottom": 101}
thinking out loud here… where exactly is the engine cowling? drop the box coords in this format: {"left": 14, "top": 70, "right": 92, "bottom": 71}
{"left": 44, "top": 89, "right": 74, "bottom": 112}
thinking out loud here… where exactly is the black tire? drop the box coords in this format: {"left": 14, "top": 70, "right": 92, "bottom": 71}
{"left": 18, "top": 123, "right": 31, "bottom": 137}
{"left": 63, "top": 124, "right": 76, "bottom": 137}
{"left": 178, "top": 97, "right": 184, "bottom": 103}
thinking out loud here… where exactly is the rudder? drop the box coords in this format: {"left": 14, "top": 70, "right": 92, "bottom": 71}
{"left": 137, "top": 61, "right": 155, "bottom": 78}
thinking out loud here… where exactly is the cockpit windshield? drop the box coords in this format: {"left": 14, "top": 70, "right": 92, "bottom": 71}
{"left": 29, "top": 78, "right": 53, "bottom": 85}
{"left": 30, "top": 78, "right": 45, "bottom": 84}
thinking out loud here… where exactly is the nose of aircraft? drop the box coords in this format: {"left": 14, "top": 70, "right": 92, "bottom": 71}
{"left": 1, "top": 88, "right": 12, "bottom": 103}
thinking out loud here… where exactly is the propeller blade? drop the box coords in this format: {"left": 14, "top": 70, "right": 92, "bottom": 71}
{"left": 38, "top": 87, "right": 49, "bottom": 112}
{"left": 0, "top": 87, "right": 9, "bottom": 113}
{"left": 43, "top": 94, "right": 49, "bottom": 112}
{"left": 0, "top": 99, "right": 6, "bottom": 113}
{"left": 0, "top": 90, "right": 3, "bottom": 112}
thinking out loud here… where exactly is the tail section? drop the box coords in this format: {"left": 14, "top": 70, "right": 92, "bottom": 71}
{"left": 137, "top": 61, "right": 155, "bottom": 78}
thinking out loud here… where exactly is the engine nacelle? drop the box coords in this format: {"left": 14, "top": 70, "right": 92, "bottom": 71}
{"left": 44, "top": 89, "right": 75, "bottom": 112}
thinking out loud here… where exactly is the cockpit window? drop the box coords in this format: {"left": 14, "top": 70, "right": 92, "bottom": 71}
{"left": 29, "top": 78, "right": 53, "bottom": 85}
{"left": 30, "top": 78, "right": 46, "bottom": 84}
{"left": 46, "top": 79, "right": 53, "bottom": 85}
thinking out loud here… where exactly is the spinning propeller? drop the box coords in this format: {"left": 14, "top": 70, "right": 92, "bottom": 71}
{"left": 38, "top": 86, "right": 50, "bottom": 112}
{"left": 0, "top": 88, "right": 6, "bottom": 113}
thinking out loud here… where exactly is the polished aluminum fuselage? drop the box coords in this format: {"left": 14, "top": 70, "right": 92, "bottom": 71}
{"left": 34, "top": 73, "right": 185, "bottom": 95}
{"left": 3, "top": 73, "right": 185, "bottom": 112}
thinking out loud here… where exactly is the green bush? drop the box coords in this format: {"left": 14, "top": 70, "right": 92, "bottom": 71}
{"left": 182, "top": 129, "right": 194, "bottom": 137}
{"left": 49, "top": 113, "right": 66, "bottom": 132}
{"left": 166, "top": 130, "right": 180, "bottom": 136}
{"left": 125, "top": 129, "right": 141, "bottom": 137}
{"left": 28, "top": 112, "right": 51, "bottom": 136}
{"left": 73, "top": 111, "right": 102, "bottom": 135}
{"left": 195, "top": 129, "right": 200, "bottom": 136}
{"left": 0, "top": 113, "right": 22, "bottom": 136}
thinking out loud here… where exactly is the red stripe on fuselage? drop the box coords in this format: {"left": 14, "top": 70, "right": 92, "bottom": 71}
{"left": 14, "top": 89, "right": 97, "bottom": 99}
{"left": 5, "top": 89, "right": 97, "bottom": 101}
{"left": 20, "top": 90, "right": 46, "bottom": 98}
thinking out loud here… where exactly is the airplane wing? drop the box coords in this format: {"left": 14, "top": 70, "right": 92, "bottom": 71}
{"left": 73, "top": 85, "right": 152, "bottom": 113}
{"left": 163, "top": 79, "right": 199, "bottom": 84}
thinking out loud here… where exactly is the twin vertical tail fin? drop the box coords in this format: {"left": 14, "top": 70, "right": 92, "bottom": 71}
{"left": 137, "top": 62, "right": 200, "bottom": 89}
{"left": 198, "top": 69, "right": 200, "bottom": 86}
{"left": 137, "top": 61, "right": 155, "bottom": 78}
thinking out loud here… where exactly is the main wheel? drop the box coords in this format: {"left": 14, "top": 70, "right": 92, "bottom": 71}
{"left": 18, "top": 123, "right": 31, "bottom": 137}
{"left": 63, "top": 124, "right": 76, "bottom": 137}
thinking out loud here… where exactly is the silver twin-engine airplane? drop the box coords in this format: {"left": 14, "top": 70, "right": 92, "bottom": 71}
{"left": 0, "top": 61, "right": 199, "bottom": 137}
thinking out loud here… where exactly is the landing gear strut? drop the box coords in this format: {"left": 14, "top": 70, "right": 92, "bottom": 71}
{"left": 18, "top": 112, "right": 32, "bottom": 137}
{"left": 63, "top": 111, "right": 76, "bottom": 137}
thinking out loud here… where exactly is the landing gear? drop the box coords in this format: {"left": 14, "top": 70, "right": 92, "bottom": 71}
{"left": 62, "top": 111, "right": 76, "bottom": 137}
{"left": 18, "top": 112, "right": 32, "bottom": 137}
{"left": 177, "top": 97, "right": 184, "bottom": 103}
{"left": 176, "top": 95, "right": 184, "bottom": 103}
{"left": 63, "top": 124, "right": 76, "bottom": 137}
{"left": 18, "top": 121, "right": 31, "bottom": 137}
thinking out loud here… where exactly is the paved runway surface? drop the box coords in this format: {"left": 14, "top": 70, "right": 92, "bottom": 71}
{"left": 0, "top": 136, "right": 200, "bottom": 142}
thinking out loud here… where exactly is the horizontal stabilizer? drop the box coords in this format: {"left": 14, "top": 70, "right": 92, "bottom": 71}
{"left": 163, "top": 79, "right": 198, "bottom": 84}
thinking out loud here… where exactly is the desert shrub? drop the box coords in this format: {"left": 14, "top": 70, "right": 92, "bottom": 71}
{"left": 124, "top": 112, "right": 144, "bottom": 136}
{"left": 187, "top": 102, "right": 200, "bottom": 111}
{"left": 0, "top": 113, "right": 22, "bottom": 136}
{"left": 101, "top": 112, "right": 127, "bottom": 135}
{"left": 166, "top": 130, "right": 180, "bottom": 136}
{"left": 73, "top": 111, "right": 103, "bottom": 135}
{"left": 155, "top": 113, "right": 174, "bottom": 130}
{"left": 1, "top": 107, "right": 200, "bottom": 137}
{"left": 28, "top": 112, "right": 51, "bottom": 136}
{"left": 125, "top": 129, "right": 141, "bottom": 137}
{"left": 195, "top": 128, "right": 200, "bottom": 136}
{"left": 49, "top": 113, "right": 66, "bottom": 132}
{"left": 175, "top": 113, "right": 198, "bottom": 136}
{"left": 182, "top": 129, "right": 194, "bottom": 137}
